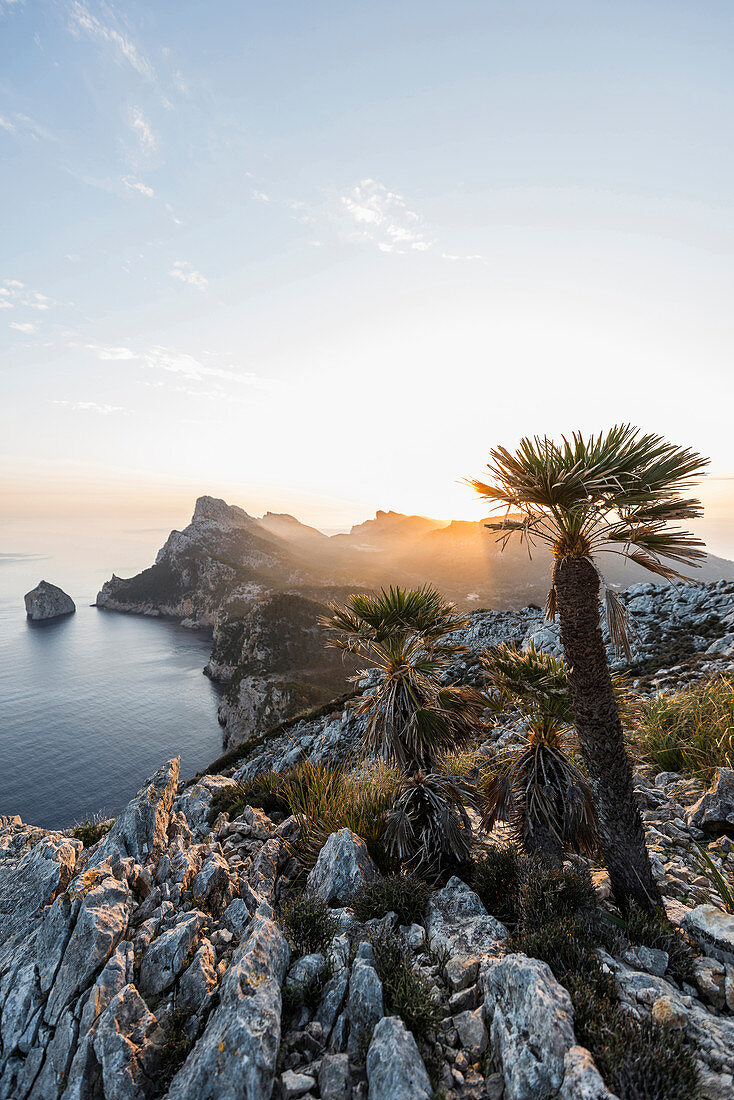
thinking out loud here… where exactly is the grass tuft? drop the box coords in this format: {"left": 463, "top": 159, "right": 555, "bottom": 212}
{"left": 70, "top": 817, "right": 112, "bottom": 847}
{"left": 633, "top": 675, "right": 734, "bottom": 777}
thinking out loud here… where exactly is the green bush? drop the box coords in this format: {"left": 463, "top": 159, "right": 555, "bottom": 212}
{"left": 623, "top": 903, "right": 697, "bottom": 985}
{"left": 517, "top": 861, "right": 597, "bottom": 933}
{"left": 634, "top": 675, "right": 734, "bottom": 777}
{"left": 280, "top": 892, "right": 337, "bottom": 957}
{"left": 71, "top": 818, "right": 112, "bottom": 847}
{"left": 470, "top": 843, "right": 526, "bottom": 925}
{"left": 157, "top": 1008, "right": 195, "bottom": 1089}
{"left": 352, "top": 874, "right": 432, "bottom": 926}
{"left": 516, "top": 913, "right": 701, "bottom": 1099}
{"left": 207, "top": 771, "right": 291, "bottom": 824}
{"left": 369, "top": 929, "right": 442, "bottom": 1045}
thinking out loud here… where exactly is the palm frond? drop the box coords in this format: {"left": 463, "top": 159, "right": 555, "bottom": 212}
{"left": 604, "top": 587, "right": 633, "bottom": 661}
{"left": 384, "top": 772, "right": 476, "bottom": 880}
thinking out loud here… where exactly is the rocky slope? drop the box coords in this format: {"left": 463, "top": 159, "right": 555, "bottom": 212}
{"left": 4, "top": 581, "right": 734, "bottom": 1097}
{"left": 96, "top": 496, "right": 734, "bottom": 750}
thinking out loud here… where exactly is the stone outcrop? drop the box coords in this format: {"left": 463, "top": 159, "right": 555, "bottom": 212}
{"left": 23, "top": 580, "right": 75, "bottom": 621}
{"left": 306, "top": 829, "right": 381, "bottom": 907}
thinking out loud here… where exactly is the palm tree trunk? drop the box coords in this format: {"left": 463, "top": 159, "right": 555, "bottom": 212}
{"left": 524, "top": 821, "right": 564, "bottom": 867}
{"left": 552, "top": 555, "right": 660, "bottom": 910}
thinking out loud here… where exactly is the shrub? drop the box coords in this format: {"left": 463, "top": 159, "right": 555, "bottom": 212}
{"left": 280, "top": 892, "right": 337, "bottom": 957}
{"left": 516, "top": 913, "right": 701, "bottom": 1100}
{"left": 71, "top": 818, "right": 112, "bottom": 847}
{"left": 623, "top": 903, "right": 697, "bottom": 985}
{"left": 352, "top": 874, "right": 432, "bottom": 926}
{"left": 281, "top": 758, "right": 400, "bottom": 870}
{"left": 516, "top": 861, "right": 597, "bottom": 934}
{"left": 370, "top": 929, "right": 442, "bottom": 1044}
{"left": 470, "top": 843, "right": 526, "bottom": 926}
{"left": 634, "top": 675, "right": 734, "bottom": 777}
{"left": 157, "top": 1007, "right": 195, "bottom": 1089}
{"left": 207, "top": 771, "right": 291, "bottom": 824}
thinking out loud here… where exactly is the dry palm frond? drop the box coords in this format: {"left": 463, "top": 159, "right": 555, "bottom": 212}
{"left": 604, "top": 586, "right": 633, "bottom": 661}
{"left": 384, "top": 772, "right": 477, "bottom": 880}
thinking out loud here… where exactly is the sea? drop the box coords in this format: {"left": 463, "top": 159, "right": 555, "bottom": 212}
{"left": 0, "top": 529, "right": 224, "bottom": 830}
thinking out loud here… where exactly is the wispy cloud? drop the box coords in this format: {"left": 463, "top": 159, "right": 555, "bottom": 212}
{"left": 85, "top": 343, "right": 138, "bottom": 360}
{"left": 122, "top": 175, "right": 154, "bottom": 197}
{"left": 2, "top": 279, "right": 57, "bottom": 312}
{"left": 54, "top": 400, "right": 125, "bottom": 414}
{"left": 10, "top": 320, "right": 38, "bottom": 334}
{"left": 144, "top": 346, "right": 275, "bottom": 395}
{"left": 338, "top": 179, "right": 433, "bottom": 254}
{"left": 129, "top": 106, "right": 158, "bottom": 157}
{"left": 169, "top": 261, "right": 208, "bottom": 292}
{"left": 0, "top": 114, "right": 15, "bottom": 131}
{"left": 68, "top": 2, "right": 155, "bottom": 83}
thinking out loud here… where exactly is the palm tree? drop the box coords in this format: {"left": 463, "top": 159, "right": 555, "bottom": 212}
{"left": 321, "top": 584, "right": 485, "bottom": 774}
{"left": 481, "top": 642, "right": 599, "bottom": 864}
{"left": 469, "top": 425, "right": 708, "bottom": 909}
{"left": 321, "top": 584, "right": 486, "bottom": 878}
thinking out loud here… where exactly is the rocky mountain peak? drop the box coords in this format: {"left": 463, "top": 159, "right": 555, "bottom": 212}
{"left": 191, "top": 495, "right": 252, "bottom": 529}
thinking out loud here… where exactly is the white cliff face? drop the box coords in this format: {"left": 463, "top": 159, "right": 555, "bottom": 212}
{"left": 24, "top": 580, "right": 76, "bottom": 621}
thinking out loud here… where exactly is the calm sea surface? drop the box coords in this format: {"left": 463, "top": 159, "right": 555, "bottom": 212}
{"left": 0, "top": 545, "right": 223, "bottom": 830}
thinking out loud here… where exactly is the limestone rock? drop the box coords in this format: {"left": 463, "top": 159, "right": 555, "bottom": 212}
{"left": 485, "top": 953, "right": 576, "bottom": 1099}
{"left": 24, "top": 580, "right": 75, "bottom": 621}
{"left": 89, "top": 758, "right": 180, "bottom": 868}
{"left": 426, "top": 877, "right": 507, "bottom": 958}
{"left": 306, "top": 828, "right": 380, "bottom": 907}
{"left": 174, "top": 775, "right": 239, "bottom": 836}
{"left": 681, "top": 905, "right": 734, "bottom": 965}
{"left": 166, "top": 903, "right": 289, "bottom": 1099}
{"left": 319, "top": 1052, "right": 351, "bottom": 1100}
{"left": 347, "top": 946, "right": 384, "bottom": 1058}
{"left": 139, "top": 909, "right": 206, "bottom": 996}
{"left": 559, "top": 1046, "right": 620, "bottom": 1100}
{"left": 366, "top": 1015, "right": 433, "bottom": 1099}
{"left": 688, "top": 769, "right": 734, "bottom": 836}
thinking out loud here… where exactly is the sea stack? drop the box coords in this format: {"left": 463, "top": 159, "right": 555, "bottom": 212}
{"left": 24, "top": 580, "right": 76, "bottom": 621}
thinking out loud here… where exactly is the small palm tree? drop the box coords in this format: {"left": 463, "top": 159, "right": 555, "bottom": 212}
{"left": 322, "top": 584, "right": 486, "bottom": 879}
{"left": 469, "top": 426, "right": 708, "bottom": 909}
{"left": 321, "top": 584, "right": 485, "bottom": 773}
{"left": 481, "top": 643, "right": 598, "bottom": 864}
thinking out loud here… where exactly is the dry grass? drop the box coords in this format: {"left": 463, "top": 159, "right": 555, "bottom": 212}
{"left": 633, "top": 675, "right": 734, "bottom": 777}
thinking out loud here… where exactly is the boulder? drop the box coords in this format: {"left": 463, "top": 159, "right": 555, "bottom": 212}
{"left": 319, "top": 1052, "right": 351, "bottom": 1100}
{"left": 306, "top": 828, "right": 380, "bottom": 907}
{"left": 24, "top": 580, "right": 75, "bottom": 621}
{"left": 347, "top": 944, "right": 384, "bottom": 1058}
{"left": 688, "top": 769, "right": 734, "bottom": 836}
{"left": 426, "top": 877, "right": 507, "bottom": 958}
{"left": 559, "top": 1046, "right": 620, "bottom": 1100}
{"left": 366, "top": 1016, "right": 433, "bottom": 1099}
{"left": 484, "top": 953, "right": 575, "bottom": 1099}
{"left": 681, "top": 904, "right": 734, "bottom": 965}
{"left": 139, "top": 909, "right": 207, "bottom": 996}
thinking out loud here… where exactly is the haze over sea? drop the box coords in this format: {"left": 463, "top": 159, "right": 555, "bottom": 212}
{"left": 0, "top": 521, "right": 224, "bottom": 830}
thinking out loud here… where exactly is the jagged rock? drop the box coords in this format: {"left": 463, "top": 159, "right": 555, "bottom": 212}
{"left": 0, "top": 832, "right": 81, "bottom": 949}
{"left": 191, "top": 851, "right": 231, "bottom": 909}
{"left": 693, "top": 957, "right": 728, "bottom": 1010}
{"left": 453, "top": 1007, "right": 488, "bottom": 1060}
{"left": 319, "top": 1052, "right": 351, "bottom": 1099}
{"left": 89, "top": 758, "right": 180, "bottom": 868}
{"left": 139, "top": 909, "right": 207, "bottom": 996}
{"left": 484, "top": 953, "right": 576, "bottom": 1099}
{"left": 445, "top": 954, "right": 480, "bottom": 992}
{"left": 314, "top": 968, "right": 350, "bottom": 1037}
{"left": 559, "top": 1046, "right": 620, "bottom": 1100}
{"left": 247, "top": 836, "right": 282, "bottom": 904}
{"left": 221, "top": 897, "right": 251, "bottom": 937}
{"left": 426, "top": 877, "right": 507, "bottom": 958}
{"left": 347, "top": 943, "right": 384, "bottom": 1058}
{"left": 89, "top": 984, "right": 159, "bottom": 1100}
{"left": 285, "top": 952, "right": 327, "bottom": 1000}
{"left": 688, "top": 769, "right": 734, "bottom": 836}
{"left": 174, "top": 775, "right": 239, "bottom": 836}
{"left": 24, "top": 580, "right": 75, "bottom": 621}
{"left": 166, "top": 903, "right": 289, "bottom": 1099}
{"left": 681, "top": 905, "right": 734, "bottom": 965}
{"left": 306, "top": 829, "right": 380, "bottom": 907}
{"left": 280, "top": 1069, "right": 316, "bottom": 1098}
{"left": 366, "top": 1015, "right": 433, "bottom": 1099}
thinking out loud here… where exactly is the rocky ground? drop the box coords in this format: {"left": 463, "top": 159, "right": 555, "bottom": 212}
{"left": 3, "top": 579, "right": 734, "bottom": 1099}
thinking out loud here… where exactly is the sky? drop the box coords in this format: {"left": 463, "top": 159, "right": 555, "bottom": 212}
{"left": 2, "top": 1, "right": 734, "bottom": 556}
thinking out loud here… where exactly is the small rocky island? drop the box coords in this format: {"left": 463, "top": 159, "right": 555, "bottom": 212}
{"left": 24, "top": 579, "right": 76, "bottom": 621}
